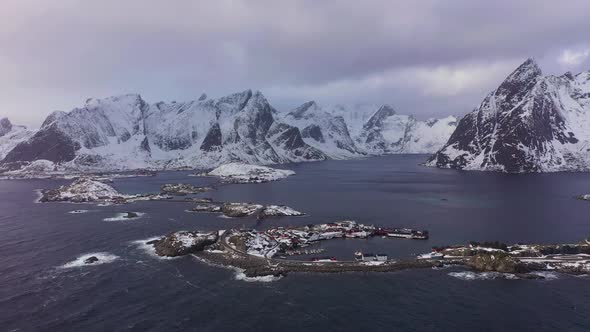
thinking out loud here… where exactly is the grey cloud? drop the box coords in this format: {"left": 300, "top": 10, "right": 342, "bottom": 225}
{"left": 1, "top": 0, "right": 589, "bottom": 127}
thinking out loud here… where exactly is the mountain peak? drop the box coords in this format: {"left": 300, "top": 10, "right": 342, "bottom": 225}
{"left": 505, "top": 58, "right": 542, "bottom": 83}
{"left": 0, "top": 117, "right": 13, "bottom": 136}
{"left": 289, "top": 101, "right": 320, "bottom": 119}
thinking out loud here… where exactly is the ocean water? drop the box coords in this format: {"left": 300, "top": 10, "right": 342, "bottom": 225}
{"left": 1, "top": 155, "right": 590, "bottom": 331}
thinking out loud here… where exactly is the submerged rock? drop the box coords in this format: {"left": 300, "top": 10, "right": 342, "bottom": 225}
{"left": 124, "top": 212, "right": 139, "bottom": 218}
{"left": 153, "top": 231, "right": 219, "bottom": 257}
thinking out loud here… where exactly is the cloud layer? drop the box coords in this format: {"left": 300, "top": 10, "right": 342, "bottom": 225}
{"left": 2, "top": 0, "right": 590, "bottom": 126}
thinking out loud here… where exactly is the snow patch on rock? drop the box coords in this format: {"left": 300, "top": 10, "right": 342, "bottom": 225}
{"left": 207, "top": 163, "right": 295, "bottom": 183}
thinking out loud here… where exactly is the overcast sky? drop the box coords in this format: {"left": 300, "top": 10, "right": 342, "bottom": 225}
{"left": 2, "top": 0, "right": 590, "bottom": 127}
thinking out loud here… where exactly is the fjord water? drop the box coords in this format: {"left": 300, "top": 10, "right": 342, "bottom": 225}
{"left": 1, "top": 155, "right": 590, "bottom": 331}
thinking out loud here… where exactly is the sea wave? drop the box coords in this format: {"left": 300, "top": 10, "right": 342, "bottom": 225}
{"left": 448, "top": 271, "right": 518, "bottom": 280}
{"left": 104, "top": 212, "right": 145, "bottom": 221}
{"left": 60, "top": 252, "right": 119, "bottom": 269}
{"left": 130, "top": 237, "right": 179, "bottom": 260}
{"left": 68, "top": 209, "right": 90, "bottom": 214}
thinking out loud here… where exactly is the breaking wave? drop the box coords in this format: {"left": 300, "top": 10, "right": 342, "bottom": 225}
{"left": 448, "top": 271, "right": 518, "bottom": 280}
{"left": 60, "top": 252, "right": 119, "bottom": 269}
{"left": 104, "top": 212, "right": 145, "bottom": 221}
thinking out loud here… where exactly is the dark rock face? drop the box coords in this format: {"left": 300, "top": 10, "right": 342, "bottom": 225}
{"left": 3, "top": 124, "right": 80, "bottom": 163}
{"left": 124, "top": 212, "right": 139, "bottom": 218}
{"left": 198, "top": 93, "right": 207, "bottom": 101}
{"left": 363, "top": 105, "right": 396, "bottom": 131}
{"left": 200, "top": 123, "right": 222, "bottom": 151}
{"left": 84, "top": 256, "right": 99, "bottom": 264}
{"left": 467, "top": 252, "right": 529, "bottom": 273}
{"left": 153, "top": 231, "right": 219, "bottom": 257}
{"left": 428, "top": 58, "right": 590, "bottom": 173}
{"left": 302, "top": 124, "right": 325, "bottom": 143}
{"left": 266, "top": 123, "right": 326, "bottom": 160}
{"left": 0, "top": 118, "right": 13, "bottom": 137}
{"left": 140, "top": 136, "right": 151, "bottom": 154}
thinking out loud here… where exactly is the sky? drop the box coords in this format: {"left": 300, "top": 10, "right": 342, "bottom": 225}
{"left": 2, "top": 0, "right": 590, "bottom": 127}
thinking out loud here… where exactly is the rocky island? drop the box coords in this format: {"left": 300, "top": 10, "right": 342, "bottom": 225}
{"left": 203, "top": 163, "right": 295, "bottom": 183}
{"left": 39, "top": 178, "right": 168, "bottom": 204}
{"left": 160, "top": 183, "right": 212, "bottom": 195}
{"left": 188, "top": 202, "right": 304, "bottom": 218}
{"left": 139, "top": 221, "right": 590, "bottom": 280}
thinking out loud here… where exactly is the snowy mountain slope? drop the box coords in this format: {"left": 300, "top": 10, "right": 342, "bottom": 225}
{"left": 1, "top": 90, "right": 326, "bottom": 172}
{"left": 280, "top": 102, "right": 456, "bottom": 157}
{"left": 279, "top": 101, "right": 362, "bottom": 159}
{"left": 427, "top": 59, "right": 590, "bottom": 173}
{"left": 0, "top": 118, "right": 36, "bottom": 161}
{"left": 359, "top": 104, "right": 457, "bottom": 154}
{"left": 1, "top": 89, "right": 457, "bottom": 175}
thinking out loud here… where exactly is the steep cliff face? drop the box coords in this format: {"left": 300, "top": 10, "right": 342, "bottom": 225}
{"left": 428, "top": 59, "right": 590, "bottom": 173}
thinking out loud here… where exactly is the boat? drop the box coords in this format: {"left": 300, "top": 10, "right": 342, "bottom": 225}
{"left": 387, "top": 228, "right": 429, "bottom": 240}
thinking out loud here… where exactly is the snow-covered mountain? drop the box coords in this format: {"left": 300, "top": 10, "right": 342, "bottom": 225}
{"left": 356, "top": 105, "right": 457, "bottom": 154}
{"left": 281, "top": 102, "right": 457, "bottom": 156}
{"left": 427, "top": 58, "right": 590, "bottom": 173}
{"left": 0, "top": 118, "right": 36, "bottom": 161}
{"left": 2, "top": 91, "right": 325, "bottom": 171}
{"left": 279, "top": 101, "right": 362, "bottom": 159}
{"left": 0, "top": 90, "right": 456, "bottom": 174}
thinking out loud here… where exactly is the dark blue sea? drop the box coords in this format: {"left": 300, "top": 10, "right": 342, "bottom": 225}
{"left": 2, "top": 155, "right": 590, "bottom": 331}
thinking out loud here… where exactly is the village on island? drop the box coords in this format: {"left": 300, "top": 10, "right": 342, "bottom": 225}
{"left": 31, "top": 162, "right": 590, "bottom": 281}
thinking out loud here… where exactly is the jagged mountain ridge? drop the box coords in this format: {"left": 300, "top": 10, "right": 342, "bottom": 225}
{"left": 0, "top": 118, "right": 35, "bottom": 161}
{"left": 1, "top": 90, "right": 456, "bottom": 173}
{"left": 427, "top": 58, "right": 590, "bottom": 173}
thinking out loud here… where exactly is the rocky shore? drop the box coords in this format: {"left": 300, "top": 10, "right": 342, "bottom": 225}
{"left": 139, "top": 225, "right": 590, "bottom": 280}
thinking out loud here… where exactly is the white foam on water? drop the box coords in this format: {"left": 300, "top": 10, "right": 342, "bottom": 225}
{"left": 68, "top": 209, "right": 90, "bottom": 214}
{"left": 60, "top": 252, "right": 119, "bottom": 269}
{"left": 33, "top": 189, "right": 43, "bottom": 203}
{"left": 131, "top": 237, "right": 178, "bottom": 260}
{"left": 190, "top": 254, "right": 282, "bottom": 283}
{"left": 104, "top": 212, "right": 145, "bottom": 221}
{"left": 448, "top": 271, "right": 518, "bottom": 281}
{"left": 530, "top": 271, "right": 560, "bottom": 280}
{"left": 233, "top": 268, "right": 283, "bottom": 283}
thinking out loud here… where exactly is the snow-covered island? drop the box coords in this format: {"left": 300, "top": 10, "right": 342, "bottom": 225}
{"left": 39, "top": 178, "right": 167, "bottom": 204}
{"left": 188, "top": 202, "right": 304, "bottom": 218}
{"left": 203, "top": 163, "right": 295, "bottom": 183}
{"left": 148, "top": 231, "right": 219, "bottom": 257}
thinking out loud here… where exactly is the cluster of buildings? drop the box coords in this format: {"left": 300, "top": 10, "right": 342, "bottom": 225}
{"left": 243, "top": 221, "right": 376, "bottom": 258}
{"left": 241, "top": 220, "right": 429, "bottom": 260}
